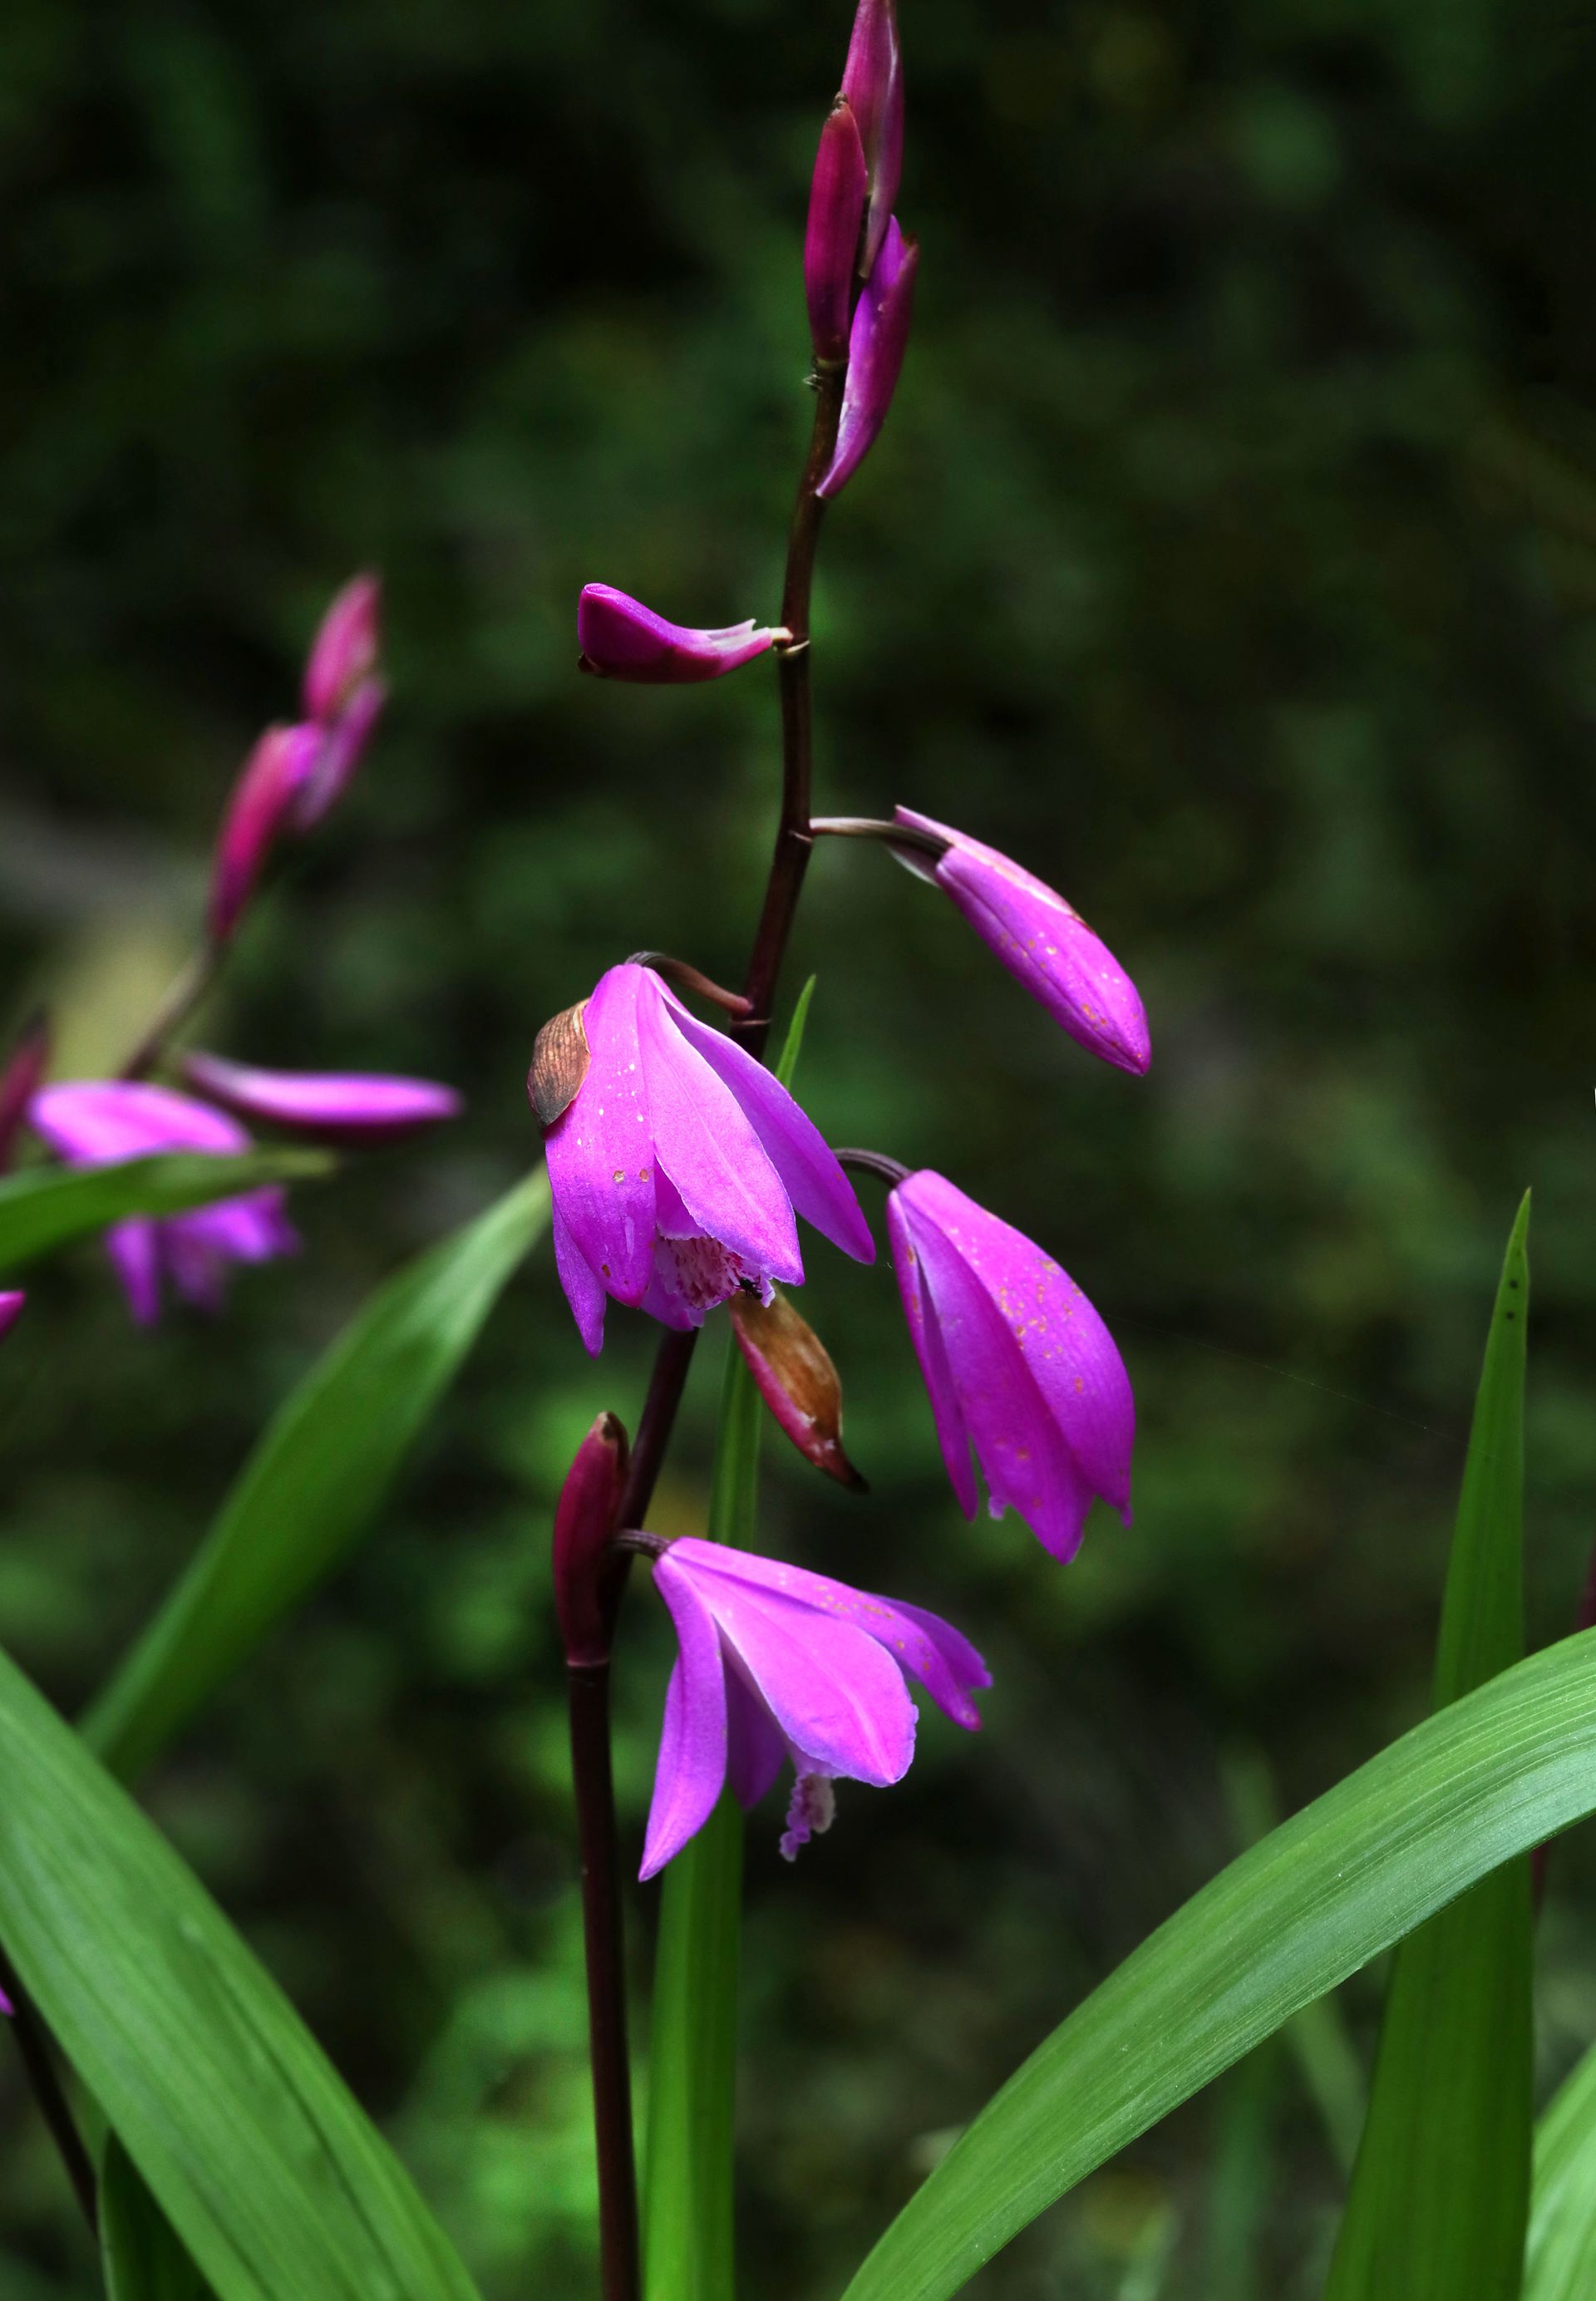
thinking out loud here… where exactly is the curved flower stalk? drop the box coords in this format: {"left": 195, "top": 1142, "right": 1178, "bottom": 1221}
{"left": 27, "top": 1082, "right": 296, "bottom": 1325}
{"left": 637, "top": 1534, "right": 988, "bottom": 1877}
{"left": 0, "top": 1293, "right": 23, "bottom": 1343}
{"left": 178, "top": 1051, "right": 461, "bottom": 1146}
{"left": 887, "top": 1167, "right": 1134, "bottom": 1560}
{"left": 535, "top": 962, "right": 874, "bottom": 1353}
{"left": 577, "top": 585, "right": 783, "bottom": 684}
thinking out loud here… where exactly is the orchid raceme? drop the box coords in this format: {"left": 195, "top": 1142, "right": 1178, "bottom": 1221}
{"left": 887, "top": 1167, "right": 1134, "bottom": 1560}
{"left": 536, "top": 961, "right": 874, "bottom": 1353}
{"left": 637, "top": 1534, "right": 988, "bottom": 1878}
{"left": 891, "top": 806, "right": 1150, "bottom": 1074}
{"left": 816, "top": 216, "right": 919, "bottom": 500}
{"left": 576, "top": 584, "right": 782, "bottom": 683}
{"left": 178, "top": 1050, "right": 461, "bottom": 1146}
{"left": 27, "top": 1082, "right": 296, "bottom": 1325}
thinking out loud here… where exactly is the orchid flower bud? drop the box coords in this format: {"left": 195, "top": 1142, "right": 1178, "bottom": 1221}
{"left": 178, "top": 1051, "right": 461, "bottom": 1146}
{"left": 805, "top": 99, "right": 869, "bottom": 365}
{"left": 302, "top": 574, "right": 381, "bottom": 723}
{"left": 0, "top": 1293, "right": 23, "bottom": 1344}
{"left": 729, "top": 1288, "right": 865, "bottom": 1489}
{"left": 815, "top": 218, "right": 919, "bottom": 500}
{"left": 207, "top": 722, "right": 320, "bottom": 945}
{"left": 840, "top": 0, "right": 904, "bottom": 278}
{"left": 290, "top": 673, "right": 387, "bottom": 831}
{"left": 553, "top": 1412, "right": 631, "bottom": 1668}
{"left": 577, "top": 585, "right": 783, "bottom": 684}
{"left": 0, "top": 1012, "right": 51, "bottom": 1174}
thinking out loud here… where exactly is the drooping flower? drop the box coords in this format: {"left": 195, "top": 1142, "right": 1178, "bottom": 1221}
{"left": 577, "top": 585, "right": 781, "bottom": 684}
{"left": 840, "top": 0, "right": 904, "bottom": 277}
{"left": 27, "top": 1082, "right": 296, "bottom": 1326}
{"left": 0, "top": 1293, "right": 23, "bottom": 1343}
{"left": 638, "top": 1534, "right": 988, "bottom": 1878}
{"left": 805, "top": 98, "right": 869, "bottom": 364}
{"left": 534, "top": 962, "right": 874, "bottom": 1353}
{"left": 178, "top": 1050, "right": 461, "bottom": 1146}
{"left": 887, "top": 1168, "right": 1133, "bottom": 1561}
{"left": 815, "top": 217, "right": 919, "bottom": 500}
{"left": 890, "top": 807, "right": 1150, "bottom": 1075}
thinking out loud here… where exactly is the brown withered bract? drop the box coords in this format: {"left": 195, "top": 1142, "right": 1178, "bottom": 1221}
{"left": 527, "top": 1000, "right": 591, "bottom": 1128}
{"left": 729, "top": 1288, "right": 867, "bottom": 1490}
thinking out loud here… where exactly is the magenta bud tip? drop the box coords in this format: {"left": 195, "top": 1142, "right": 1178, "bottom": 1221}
{"left": 554, "top": 1413, "right": 632, "bottom": 1667}
{"left": 576, "top": 585, "right": 778, "bottom": 684}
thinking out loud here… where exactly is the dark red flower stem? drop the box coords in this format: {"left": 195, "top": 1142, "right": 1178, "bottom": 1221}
{"left": 0, "top": 1949, "right": 98, "bottom": 2235}
{"left": 570, "top": 367, "right": 848, "bottom": 2301}
{"left": 835, "top": 1146, "right": 911, "bottom": 1187}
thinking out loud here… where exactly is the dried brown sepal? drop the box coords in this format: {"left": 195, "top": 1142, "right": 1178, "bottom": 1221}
{"left": 729, "top": 1288, "right": 867, "bottom": 1490}
{"left": 527, "top": 999, "right": 590, "bottom": 1128}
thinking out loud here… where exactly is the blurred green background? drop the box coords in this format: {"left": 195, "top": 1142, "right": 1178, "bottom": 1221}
{"left": 2, "top": 0, "right": 1596, "bottom": 2291}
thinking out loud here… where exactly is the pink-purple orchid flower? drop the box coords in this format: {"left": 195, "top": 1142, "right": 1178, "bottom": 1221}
{"left": 887, "top": 1168, "right": 1134, "bottom": 1561}
{"left": 638, "top": 1534, "right": 988, "bottom": 1878}
{"left": 577, "top": 584, "right": 782, "bottom": 684}
{"left": 892, "top": 807, "right": 1150, "bottom": 1075}
{"left": 539, "top": 962, "right": 874, "bottom": 1353}
{"left": 27, "top": 1082, "right": 297, "bottom": 1326}
{"left": 178, "top": 1050, "right": 461, "bottom": 1146}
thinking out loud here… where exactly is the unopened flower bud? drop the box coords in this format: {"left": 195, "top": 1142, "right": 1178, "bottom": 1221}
{"left": 303, "top": 574, "right": 381, "bottom": 724}
{"left": 730, "top": 1287, "right": 865, "bottom": 1489}
{"left": 0, "top": 1012, "right": 51, "bottom": 1175}
{"left": 178, "top": 1051, "right": 461, "bottom": 1146}
{"left": 840, "top": 0, "right": 903, "bottom": 278}
{"left": 208, "top": 722, "right": 320, "bottom": 944}
{"left": 577, "top": 585, "right": 782, "bottom": 684}
{"left": 554, "top": 1412, "right": 631, "bottom": 1668}
{"left": 805, "top": 99, "right": 869, "bottom": 364}
{"left": 526, "top": 1001, "right": 591, "bottom": 1129}
{"left": 0, "top": 1293, "right": 24, "bottom": 1344}
{"left": 816, "top": 219, "right": 919, "bottom": 500}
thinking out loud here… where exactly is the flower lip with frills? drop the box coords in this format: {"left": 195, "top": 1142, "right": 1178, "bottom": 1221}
{"left": 538, "top": 962, "right": 874, "bottom": 1354}
{"left": 887, "top": 1167, "right": 1134, "bottom": 1562}
{"left": 27, "top": 1081, "right": 297, "bottom": 1326}
{"left": 891, "top": 806, "right": 1150, "bottom": 1076}
{"left": 638, "top": 1533, "right": 988, "bottom": 1878}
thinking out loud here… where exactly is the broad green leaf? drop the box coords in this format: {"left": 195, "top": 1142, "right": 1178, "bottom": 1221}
{"left": 838, "top": 1624, "right": 1596, "bottom": 2301}
{"left": 0, "top": 1152, "right": 331, "bottom": 1275}
{"left": 0, "top": 1644, "right": 481, "bottom": 2301}
{"left": 1324, "top": 1193, "right": 1533, "bottom": 2301}
{"left": 1526, "top": 2038, "right": 1596, "bottom": 2299}
{"left": 101, "top": 2136, "right": 210, "bottom": 2301}
{"left": 641, "top": 980, "right": 810, "bottom": 2301}
{"left": 84, "top": 1167, "right": 550, "bottom": 1781}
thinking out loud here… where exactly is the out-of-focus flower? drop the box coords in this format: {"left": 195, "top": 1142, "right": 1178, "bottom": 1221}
{"left": 178, "top": 1050, "right": 461, "bottom": 1146}
{"left": 535, "top": 962, "right": 874, "bottom": 1354}
{"left": 890, "top": 807, "right": 1150, "bottom": 1075}
{"left": 0, "top": 1013, "right": 51, "bottom": 1174}
{"left": 886, "top": 1168, "right": 1133, "bottom": 1561}
{"left": 0, "top": 1293, "right": 23, "bottom": 1343}
{"left": 293, "top": 574, "right": 387, "bottom": 829}
{"left": 840, "top": 0, "right": 903, "bottom": 277}
{"left": 729, "top": 1287, "right": 864, "bottom": 1488}
{"left": 553, "top": 1412, "right": 631, "bottom": 1668}
{"left": 638, "top": 1534, "right": 988, "bottom": 1877}
{"left": 577, "top": 585, "right": 781, "bottom": 684}
{"left": 815, "top": 218, "right": 919, "bottom": 500}
{"left": 27, "top": 1082, "right": 296, "bottom": 1326}
{"left": 208, "top": 723, "right": 320, "bottom": 944}
{"left": 805, "top": 98, "right": 869, "bottom": 364}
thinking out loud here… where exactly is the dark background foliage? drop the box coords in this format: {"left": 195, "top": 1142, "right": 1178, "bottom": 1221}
{"left": 2, "top": 0, "right": 1596, "bottom": 2291}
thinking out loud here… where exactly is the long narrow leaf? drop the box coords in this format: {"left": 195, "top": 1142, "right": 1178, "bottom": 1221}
{"left": 83, "top": 1167, "right": 550, "bottom": 1781}
{"left": 0, "top": 1152, "right": 331, "bottom": 1274}
{"left": 0, "top": 1645, "right": 481, "bottom": 2301}
{"left": 1324, "top": 1193, "right": 1533, "bottom": 2299}
{"left": 101, "top": 2136, "right": 211, "bottom": 2301}
{"left": 641, "top": 982, "right": 813, "bottom": 2301}
{"left": 1526, "top": 2038, "right": 1596, "bottom": 2299}
{"left": 837, "top": 1624, "right": 1596, "bottom": 2301}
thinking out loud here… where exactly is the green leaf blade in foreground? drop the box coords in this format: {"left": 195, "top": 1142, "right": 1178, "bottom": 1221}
{"left": 83, "top": 1167, "right": 550, "bottom": 1782}
{"left": 1526, "top": 2039, "right": 1596, "bottom": 2300}
{"left": 101, "top": 2136, "right": 211, "bottom": 2301}
{"left": 642, "top": 978, "right": 810, "bottom": 2301}
{"left": 0, "top": 1151, "right": 332, "bottom": 1274}
{"left": 838, "top": 1625, "right": 1596, "bottom": 2301}
{"left": 0, "top": 1646, "right": 480, "bottom": 2301}
{"left": 1324, "top": 1193, "right": 1533, "bottom": 2301}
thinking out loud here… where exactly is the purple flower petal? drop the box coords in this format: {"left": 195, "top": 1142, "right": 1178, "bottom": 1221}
{"left": 641, "top": 1565, "right": 730, "bottom": 1881}
{"left": 887, "top": 1189, "right": 978, "bottom": 1516}
{"left": 105, "top": 1219, "right": 163, "bottom": 1327}
{"left": 816, "top": 219, "right": 919, "bottom": 501}
{"left": 578, "top": 585, "right": 779, "bottom": 684}
{"left": 840, "top": 0, "right": 903, "bottom": 277}
{"left": 208, "top": 724, "right": 321, "bottom": 944}
{"left": 290, "top": 678, "right": 387, "bottom": 829}
{"left": 30, "top": 1082, "right": 249, "bottom": 1163}
{"left": 805, "top": 98, "right": 869, "bottom": 363}
{"left": 894, "top": 807, "right": 1150, "bottom": 1075}
{"left": 543, "top": 965, "right": 658, "bottom": 1308}
{"left": 552, "top": 1203, "right": 609, "bottom": 1356}
{"left": 179, "top": 1051, "right": 461, "bottom": 1146}
{"left": 302, "top": 573, "right": 381, "bottom": 723}
{"left": 0, "top": 1292, "right": 25, "bottom": 1343}
{"left": 726, "top": 1666, "right": 788, "bottom": 1810}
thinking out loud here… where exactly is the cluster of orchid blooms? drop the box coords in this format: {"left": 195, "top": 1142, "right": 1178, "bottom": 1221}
{"left": 536, "top": 0, "right": 1151, "bottom": 1892}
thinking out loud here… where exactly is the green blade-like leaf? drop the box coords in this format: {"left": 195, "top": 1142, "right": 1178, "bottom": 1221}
{"left": 1526, "top": 2038, "right": 1596, "bottom": 2299}
{"left": 1324, "top": 1193, "right": 1533, "bottom": 2301}
{"left": 641, "top": 980, "right": 811, "bottom": 2301}
{"left": 101, "top": 2136, "right": 210, "bottom": 2301}
{"left": 0, "top": 1152, "right": 332, "bottom": 1275}
{"left": 83, "top": 1167, "right": 550, "bottom": 1782}
{"left": 838, "top": 1624, "right": 1596, "bottom": 2301}
{"left": 0, "top": 1646, "right": 481, "bottom": 2301}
